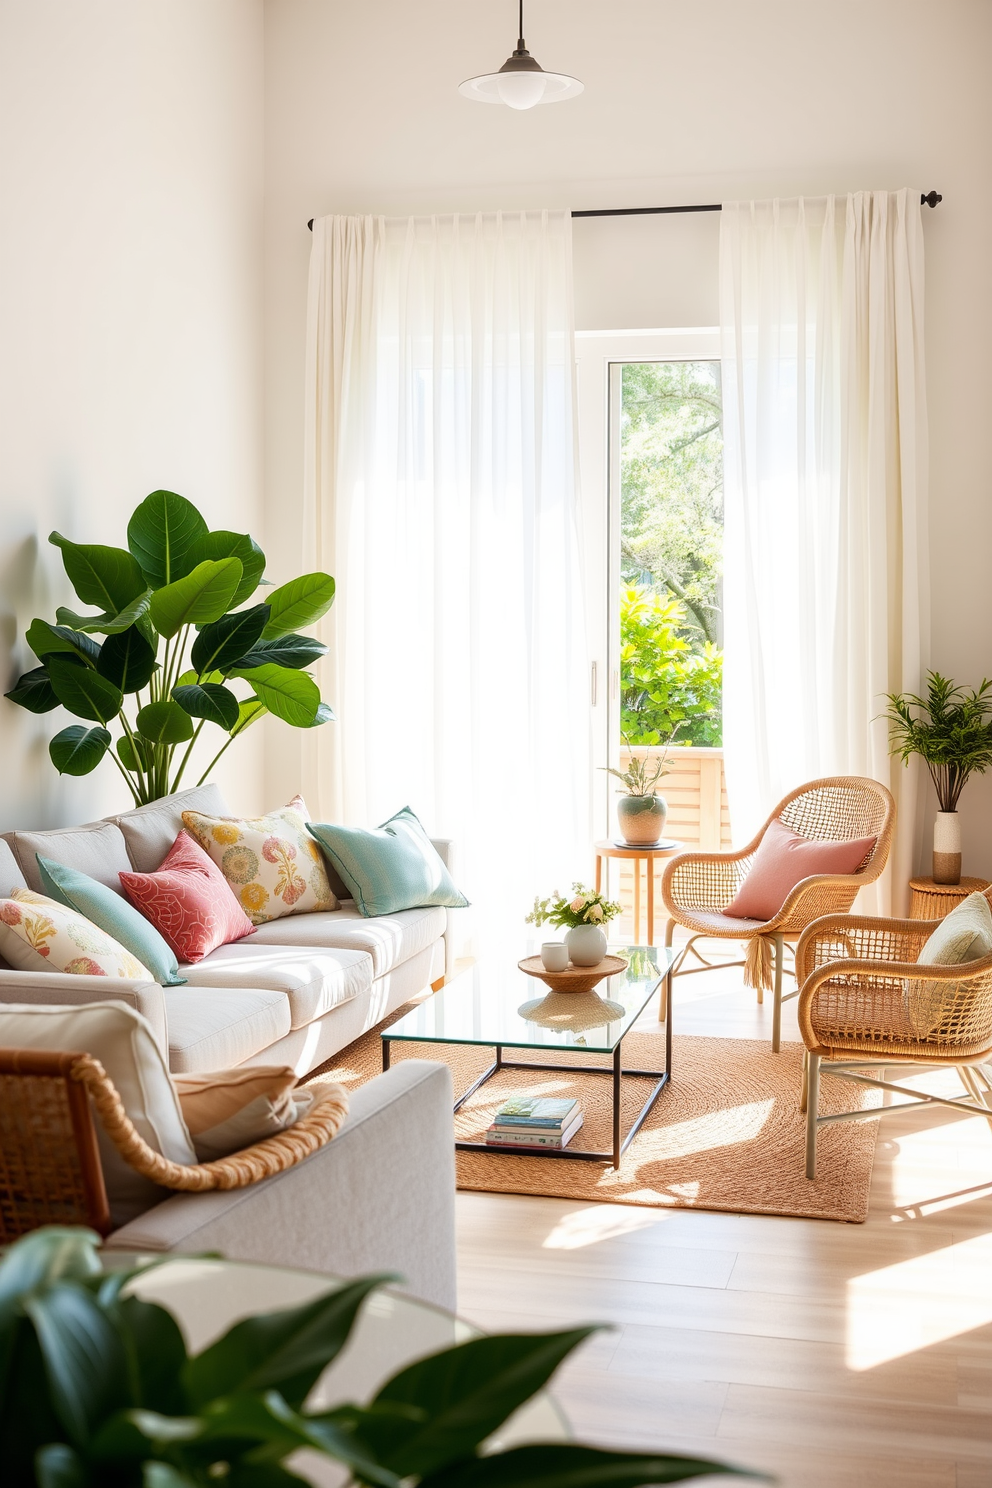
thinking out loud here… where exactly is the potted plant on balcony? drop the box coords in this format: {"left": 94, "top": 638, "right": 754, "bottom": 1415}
{"left": 601, "top": 737, "right": 673, "bottom": 846}
{"left": 4, "top": 490, "right": 335, "bottom": 805}
{"left": 884, "top": 671, "right": 992, "bottom": 884}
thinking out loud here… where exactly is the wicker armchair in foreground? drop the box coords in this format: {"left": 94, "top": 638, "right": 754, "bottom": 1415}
{"left": 796, "top": 912, "right": 992, "bottom": 1178}
{"left": 0, "top": 1048, "right": 349, "bottom": 1241}
{"left": 660, "top": 777, "right": 895, "bottom": 1051}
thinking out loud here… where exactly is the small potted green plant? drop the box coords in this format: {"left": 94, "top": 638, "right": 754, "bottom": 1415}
{"left": 884, "top": 671, "right": 992, "bottom": 884}
{"left": 602, "top": 735, "right": 673, "bottom": 846}
{"left": 527, "top": 883, "right": 622, "bottom": 965}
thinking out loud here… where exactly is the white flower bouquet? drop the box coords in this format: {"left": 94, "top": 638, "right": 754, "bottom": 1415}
{"left": 525, "top": 883, "right": 622, "bottom": 930}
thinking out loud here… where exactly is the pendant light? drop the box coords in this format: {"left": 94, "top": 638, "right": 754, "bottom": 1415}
{"left": 459, "top": 0, "right": 583, "bottom": 110}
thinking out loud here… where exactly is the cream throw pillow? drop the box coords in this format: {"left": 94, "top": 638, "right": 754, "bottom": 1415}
{"left": 908, "top": 891, "right": 992, "bottom": 1037}
{"left": 181, "top": 796, "right": 337, "bottom": 926}
{"left": 0, "top": 888, "right": 153, "bottom": 980}
{"left": 173, "top": 1065, "right": 315, "bottom": 1161}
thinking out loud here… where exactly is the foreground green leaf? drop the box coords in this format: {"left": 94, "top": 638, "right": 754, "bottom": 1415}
{"left": 50, "top": 726, "right": 112, "bottom": 777}
{"left": 190, "top": 531, "right": 266, "bottom": 608}
{"left": 47, "top": 657, "right": 123, "bottom": 724}
{"left": 191, "top": 605, "right": 270, "bottom": 677}
{"left": 231, "top": 635, "right": 327, "bottom": 672}
{"left": 34, "top": 1441, "right": 88, "bottom": 1488}
{"left": 4, "top": 665, "right": 58, "bottom": 713}
{"left": 25, "top": 1284, "right": 130, "bottom": 1445}
{"left": 172, "top": 682, "right": 240, "bottom": 730}
{"left": 420, "top": 1444, "right": 755, "bottom": 1488}
{"left": 137, "top": 700, "right": 195, "bottom": 744}
{"left": 97, "top": 627, "right": 157, "bottom": 693}
{"left": 231, "top": 697, "right": 268, "bottom": 735}
{"left": 111, "top": 1295, "right": 189, "bottom": 1416}
{"left": 149, "top": 559, "right": 244, "bottom": 639}
{"left": 49, "top": 533, "right": 146, "bottom": 614}
{"left": 127, "top": 491, "right": 209, "bottom": 588}
{"left": 26, "top": 621, "right": 101, "bottom": 666}
{"left": 118, "top": 735, "right": 155, "bottom": 773}
{"left": 261, "top": 574, "right": 335, "bottom": 639}
{"left": 55, "top": 590, "right": 156, "bottom": 639}
{"left": 183, "top": 1275, "right": 393, "bottom": 1412}
{"left": 238, "top": 664, "right": 324, "bottom": 728}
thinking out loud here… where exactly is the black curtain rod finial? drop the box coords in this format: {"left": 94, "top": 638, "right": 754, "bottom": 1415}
{"left": 307, "top": 192, "right": 942, "bottom": 229}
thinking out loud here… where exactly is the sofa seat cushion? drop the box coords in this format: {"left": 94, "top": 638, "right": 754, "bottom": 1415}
{"left": 163, "top": 986, "right": 291, "bottom": 1073}
{"left": 180, "top": 944, "right": 372, "bottom": 1030}
{"left": 248, "top": 902, "right": 446, "bottom": 978}
{"left": 3, "top": 821, "right": 132, "bottom": 895}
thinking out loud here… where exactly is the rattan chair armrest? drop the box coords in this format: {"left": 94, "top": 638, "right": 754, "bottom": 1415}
{"left": 797, "top": 951, "right": 992, "bottom": 1051}
{"left": 795, "top": 913, "right": 935, "bottom": 983}
{"left": 661, "top": 849, "right": 753, "bottom": 913}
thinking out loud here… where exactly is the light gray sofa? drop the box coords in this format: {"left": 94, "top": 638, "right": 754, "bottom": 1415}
{"left": 0, "top": 785, "right": 458, "bottom": 1306}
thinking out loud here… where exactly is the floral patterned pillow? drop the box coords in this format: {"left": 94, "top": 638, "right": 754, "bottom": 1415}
{"left": 181, "top": 795, "right": 338, "bottom": 926}
{"left": 0, "top": 888, "right": 153, "bottom": 979}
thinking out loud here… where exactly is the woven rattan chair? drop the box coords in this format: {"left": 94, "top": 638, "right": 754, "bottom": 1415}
{"left": 796, "top": 913, "right": 992, "bottom": 1178}
{"left": 0, "top": 1047, "right": 349, "bottom": 1242}
{"left": 660, "top": 777, "right": 896, "bottom": 1051}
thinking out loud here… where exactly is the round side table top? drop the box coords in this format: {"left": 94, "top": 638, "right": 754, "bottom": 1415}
{"left": 594, "top": 838, "right": 681, "bottom": 858}
{"left": 909, "top": 875, "right": 991, "bottom": 895}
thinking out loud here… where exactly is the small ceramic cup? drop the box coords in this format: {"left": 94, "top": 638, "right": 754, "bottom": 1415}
{"left": 541, "top": 942, "right": 570, "bottom": 972}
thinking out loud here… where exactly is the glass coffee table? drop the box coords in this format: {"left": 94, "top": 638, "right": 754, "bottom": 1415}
{"left": 382, "top": 945, "right": 679, "bottom": 1168}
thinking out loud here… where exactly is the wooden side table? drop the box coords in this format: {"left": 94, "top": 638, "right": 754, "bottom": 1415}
{"left": 594, "top": 839, "right": 682, "bottom": 945}
{"left": 908, "top": 876, "right": 991, "bottom": 920}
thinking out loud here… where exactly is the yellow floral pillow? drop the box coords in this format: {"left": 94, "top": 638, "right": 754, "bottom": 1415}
{"left": 181, "top": 795, "right": 337, "bottom": 926}
{"left": 0, "top": 889, "right": 153, "bottom": 979}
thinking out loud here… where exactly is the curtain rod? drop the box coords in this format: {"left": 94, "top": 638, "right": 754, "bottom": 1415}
{"left": 307, "top": 192, "right": 941, "bottom": 230}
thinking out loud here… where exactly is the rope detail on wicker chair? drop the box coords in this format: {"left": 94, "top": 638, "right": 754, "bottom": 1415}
{"left": 69, "top": 1056, "right": 349, "bottom": 1191}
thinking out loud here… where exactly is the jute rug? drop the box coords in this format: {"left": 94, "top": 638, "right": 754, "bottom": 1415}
{"left": 306, "top": 1006, "right": 881, "bottom": 1223}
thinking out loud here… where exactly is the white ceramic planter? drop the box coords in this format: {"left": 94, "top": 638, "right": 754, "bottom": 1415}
{"left": 566, "top": 924, "right": 608, "bottom": 966}
{"left": 933, "top": 810, "right": 962, "bottom": 885}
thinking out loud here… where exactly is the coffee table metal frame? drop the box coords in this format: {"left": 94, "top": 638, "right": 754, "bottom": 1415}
{"left": 382, "top": 946, "right": 680, "bottom": 1169}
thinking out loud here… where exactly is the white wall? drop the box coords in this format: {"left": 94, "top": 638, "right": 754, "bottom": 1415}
{"left": 0, "top": 0, "right": 265, "bottom": 828}
{"left": 263, "top": 0, "right": 992, "bottom": 876}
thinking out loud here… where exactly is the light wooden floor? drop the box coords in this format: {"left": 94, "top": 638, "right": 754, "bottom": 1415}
{"left": 454, "top": 941, "right": 992, "bottom": 1486}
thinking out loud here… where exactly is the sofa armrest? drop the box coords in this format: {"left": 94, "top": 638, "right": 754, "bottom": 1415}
{"left": 0, "top": 971, "right": 167, "bottom": 1053}
{"left": 104, "top": 1060, "right": 457, "bottom": 1310}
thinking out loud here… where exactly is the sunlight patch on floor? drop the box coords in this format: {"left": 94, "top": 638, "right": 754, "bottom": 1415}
{"left": 846, "top": 1232, "right": 992, "bottom": 1369}
{"left": 627, "top": 1098, "right": 775, "bottom": 1160}
{"left": 542, "top": 1204, "right": 666, "bottom": 1250}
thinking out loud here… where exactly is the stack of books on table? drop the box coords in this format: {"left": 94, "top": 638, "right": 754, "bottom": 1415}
{"left": 485, "top": 1096, "right": 583, "bottom": 1151}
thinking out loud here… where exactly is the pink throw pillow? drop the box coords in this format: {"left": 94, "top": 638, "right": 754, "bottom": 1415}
{"left": 723, "top": 817, "right": 877, "bottom": 922}
{"left": 120, "top": 831, "right": 255, "bottom": 963}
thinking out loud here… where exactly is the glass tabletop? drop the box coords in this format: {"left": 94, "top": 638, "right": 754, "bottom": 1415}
{"left": 383, "top": 944, "right": 673, "bottom": 1055}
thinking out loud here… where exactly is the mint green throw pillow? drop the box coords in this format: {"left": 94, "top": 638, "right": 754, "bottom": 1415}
{"left": 36, "top": 855, "right": 187, "bottom": 986}
{"left": 307, "top": 807, "right": 469, "bottom": 918}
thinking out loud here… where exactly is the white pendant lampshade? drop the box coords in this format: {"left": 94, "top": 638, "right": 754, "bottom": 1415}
{"left": 459, "top": 0, "right": 583, "bottom": 110}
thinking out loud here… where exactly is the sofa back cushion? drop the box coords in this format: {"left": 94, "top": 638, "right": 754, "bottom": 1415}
{"left": 3, "top": 821, "right": 132, "bottom": 896}
{"left": 112, "top": 783, "right": 232, "bottom": 873}
{"left": 0, "top": 999, "right": 196, "bottom": 1227}
{"left": 0, "top": 840, "right": 27, "bottom": 898}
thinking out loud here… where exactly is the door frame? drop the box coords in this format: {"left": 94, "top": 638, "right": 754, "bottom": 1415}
{"left": 574, "top": 327, "right": 721, "bottom": 843}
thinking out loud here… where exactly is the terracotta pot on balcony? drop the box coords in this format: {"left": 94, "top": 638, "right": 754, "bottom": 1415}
{"left": 617, "top": 793, "right": 667, "bottom": 845}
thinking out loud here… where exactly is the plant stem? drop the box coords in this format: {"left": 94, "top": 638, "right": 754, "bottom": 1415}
{"left": 171, "top": 718, "right": 206, "bottom": 795}
{"left": 108, "top": 749, "right": 141, "bottom": 806}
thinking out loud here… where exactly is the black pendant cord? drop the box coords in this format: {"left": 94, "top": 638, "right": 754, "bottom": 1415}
{"left": 308, "top": 192, "right": 941, "bottom": 231}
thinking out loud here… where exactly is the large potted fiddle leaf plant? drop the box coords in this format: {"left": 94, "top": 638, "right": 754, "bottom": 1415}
{"left": 0, "top": 1228, "right": 749, "bottom": 1488}
{"left": 4, "top": 490, "right": 335, "bottom": 805}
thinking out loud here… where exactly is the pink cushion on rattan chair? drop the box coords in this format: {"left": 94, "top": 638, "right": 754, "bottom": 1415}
{"left": 724, "top": 818, "right": 877, "bottom": 922}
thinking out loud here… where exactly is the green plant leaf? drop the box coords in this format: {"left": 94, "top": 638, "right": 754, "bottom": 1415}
{"left": 190, "top": 531, "right": 266, "bottom": 609}
{"left": 5, "top": 665, "right": 59, "bottom": 714}
{"left": 183, "top": 1275, "right": 392, "bottom": 1412}
{"left": 418, "top": 1444, "right": 755, "bottom": 1488}
{"left": 236, "top": 664, "right": 324, "bottom": 728}
{"left": 34, "top": 1441, "right": 88, "bottom": 1488}
{"left": 191, "top": 605, "right": 270, "bottom": 677}
{"left": 55, "top": 606, "right": 115, "bottom": 634}
{"left": 232, "top": 698, "right": 267, "bottom": 735}
{"left": 224, "top": 1466, "right": 313, "bottom": 1488}
{"left": 149, "top": 559, "right": 244, "bottom": 640}
{"left": 176, "top": 668, "right": 223, "bottom": 687}
{"left": 261, "top": 574, "right": 335, "bottom": 639}
{"left": 230, "top": 635, "right": 327, "bottom": 672}
{"left": 47, "top": 657, "right": 123, "bottom": 724}
{"left": 306, "top": 701, "right": 335, "bottom": 727}
{"left": 137, "top": 700, "right": 195, "bottom": 744}
{"left": 143, "top": 1464, "right": 200, "bottom": 1488}
{"left": 127, "top": 492, "right": 209, "bottom": 588}
{"left": 193, "top": 1392, "right": 402, "bottom": 1488}
{"left": 172, "top": 682, "right": 240, "bottom": 730}
{"left": 88, "top": 1406, "right": 201, "bottom": 1460}
{"left": 50, "top": 726, "right": 112, "bottom": 776}
{"left": 26, "top": 621, "right": 102, "bottom": 666}
{"left": 366, "top": 1330, "right": 599, "bottom": 1477}
{"left": 112, "top": 1295, "right": 189, "bottom": 1416}
{"left": 118, "top": 735, "right": 156, "bottom": 773}
{"left": 97, "top": 627, "right": 157, "bottom": 693}
{"left": 49, "top": 533, "right": 146, "bottom": 613}
{"left": 24, "top": 1283, "right": 131, "bottom": 1445}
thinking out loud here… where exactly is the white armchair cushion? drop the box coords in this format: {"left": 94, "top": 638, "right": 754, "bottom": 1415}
{"left": 0, "top": 999, "right": 195, "bottom": 1226}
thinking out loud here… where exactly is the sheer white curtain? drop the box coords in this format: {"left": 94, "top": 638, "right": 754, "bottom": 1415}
{"left": 303, "top": 211, "right": 589, "bottom": 946}
{"left": 720, "top": 190, "right": 929, "bottom": 912}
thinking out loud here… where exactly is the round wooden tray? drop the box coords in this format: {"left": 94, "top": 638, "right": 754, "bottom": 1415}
{"left": 517, "top": 953, "right": 628, "bottom": 994}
